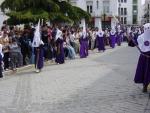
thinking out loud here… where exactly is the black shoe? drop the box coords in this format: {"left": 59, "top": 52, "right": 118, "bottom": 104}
{"left": 143, "top": 85, "right": 148, "bottom": 93}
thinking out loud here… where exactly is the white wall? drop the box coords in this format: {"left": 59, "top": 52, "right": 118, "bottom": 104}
{"left": 110, "top": 0, "right": 119, "bottom": 16}
{"left": 138, "top": 0, "right": 142, "bottom": 25}
{"left": 0, "top": 0, "right": 8, "bottom": 28}
{"left": 76, "top": 0, "right": 86, "bottom": 11}
{"left": 119, "top": 0, "right": 133, "bottom": 25}
{"left": 71, "top": 0, "right": 143, "bottom": 26}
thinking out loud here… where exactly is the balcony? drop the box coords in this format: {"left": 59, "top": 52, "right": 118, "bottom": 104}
{"left": 93, "top": 11, "right": 117, "bottom": 18}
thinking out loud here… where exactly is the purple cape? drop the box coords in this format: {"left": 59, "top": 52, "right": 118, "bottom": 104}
{"left": 96, "top": 35, "right": 105, "bottom": 51}
{"left": 55, "top": 38, "right": 65, "bottom": 64}
{"left": 134, "top": 52, "right": 150, "bottom": 86}
{"left": 110, "top": 35, "right": 116, "bottom": 48}
{"left": 80, "top": 38, "right": 88, "bottom": 58}
{"left": 34, "top": 47, "right": 44, "bottom": 70}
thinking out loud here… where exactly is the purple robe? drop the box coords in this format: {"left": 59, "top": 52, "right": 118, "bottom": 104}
{"left": 0, "top": 54, "right": 3, "bottom": 78}
{"left": 34, "top": 46, "right": 44, "bottom": 70}
{"left": 55, "top": 38, "right": 65, "bottom": 64}
{"left": 96, "top": 35, "right": 105, "bottom": 51}
{"left": 116, "top": 33, "right": 122, "bottom": 46}
{"left": 80, "top": 37, "right": 88, "bottom": 58}
{"left": 110, "top": 34, "right": 116, "bottom": 48}
{"left": 134, "top": 52, "right": 150, "bottom": 86}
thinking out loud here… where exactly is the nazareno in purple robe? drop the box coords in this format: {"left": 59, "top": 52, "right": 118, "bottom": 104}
{"left": 96, "top": 35, "right": 105, "bottom": 51}
{"left": 134, "top": 52, "right": 150, "bottom": 86}
{"left": 116, "top": 32, "right": 122, "bottom": 46}
{"left": 110, "top": 34, "right": 116, "bottom": 48}
{"left": 55, "top": 38, "right": 65, "bottom": 64}
{"left": 34, "top": 45, "right": 44, "bottom": 70}
{"left": 79, "top": 36, "right": 88, "bottom": 58}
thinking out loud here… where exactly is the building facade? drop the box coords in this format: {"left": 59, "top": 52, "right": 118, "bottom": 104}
{"left": 70, "top": 0, "right": 142, "bottom": 28}
{"left": 143, "top": 0, "right": 150, "bottom": 23}
{"left": 118, "top": 0, "right": 142, "bottom": 25}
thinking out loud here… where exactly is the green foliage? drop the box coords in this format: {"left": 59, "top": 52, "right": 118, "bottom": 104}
{"left": 1, "top": 0, "right": 91, "bottom": 25}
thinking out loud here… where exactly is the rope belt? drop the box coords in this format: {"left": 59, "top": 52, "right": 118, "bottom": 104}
{"left": 141, "top": 53, "right": 150, "bottom": 58}
{"left": 128, "top": 36, "right": 150, "bottom": 58}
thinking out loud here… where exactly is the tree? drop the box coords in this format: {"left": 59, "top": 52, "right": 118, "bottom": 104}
{"left": 1, "top": 0, "right": 91, "bottom": 25}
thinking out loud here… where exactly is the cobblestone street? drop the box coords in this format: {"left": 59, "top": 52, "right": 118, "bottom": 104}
{"left": 0, "top": 45, "right": 150, "bottom": 113}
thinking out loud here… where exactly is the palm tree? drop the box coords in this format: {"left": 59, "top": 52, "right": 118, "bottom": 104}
{"left": 1, "top": 0, "right": 91, "bottom": 25}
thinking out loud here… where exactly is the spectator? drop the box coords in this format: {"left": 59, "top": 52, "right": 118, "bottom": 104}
{"left": 9, "top": 38, "right": 22, "bottom": 71}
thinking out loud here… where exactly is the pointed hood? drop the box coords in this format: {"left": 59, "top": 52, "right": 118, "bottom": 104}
{"left": 32, "top": 20, "right": 44, "bottom": 47}
{"left": 82, "top": 20, "right": 87, "bottom": 39}
{"left": 137, "top": 23, "right": 150, "bottom": 52}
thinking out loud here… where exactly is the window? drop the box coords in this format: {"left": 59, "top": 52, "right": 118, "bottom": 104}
{"left": 124, "top": 8, "right": 127, "bottom": 15}
{"left": 121, "top": 8, "right": 123, "bottom": 15}
{"left": 133, "top": 0, "right": 137, "bottom": 4}
{"left": 90, "top": 5, "right": 93, "bottom": 13}
{"left": 119, "top": 0, "right": 127, "bottom": 3}
{"left": 86, "top": 1, "right": 93, "bottom": 14}
{"left": 124, "top": 17, "right": 127, "bottom": 24}
{"left": 133, "top": 6, "right": 137, "bottom": 15}
{"left": 103, "top": 1, "right": 110, "bottom": 13}
{"left": 121, "top": 17, "right": 124, "bottom": 24}
{"left": 118, "top": 8, "right": 120, "bottom": 15}
{"left": 87, "top": 5, "right": 89, "bottom": 13}
{"left": 133, "top": 15, "right": 137, "bottom": 24}
{"left": 87, "top": 5, "right": 93, "bottom": 13}
{"left": 124, "top": 0, "right": 127, "bottom": 3}
{"left": 120, "top": 17, "right": 127, "bottom": 24}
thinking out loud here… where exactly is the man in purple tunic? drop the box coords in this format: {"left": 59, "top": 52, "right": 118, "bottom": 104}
{"left": 116, "top": 30, "right": 122, "bottom": 46}
{"left": 96, "top": 28, "right": 105, "bottom": 52}
{"left": 55, "top": 28, "right": 65, "bottom": 64}
{"left": 32, "top": 20, "right": 44, "bottom": 73}
{"left": 79, "top": 29, "right": 88, "bottom": 58}
{"left": 134, "top": 23, "right": 150, "bottom": 92}
{"left": 110, "top": 27, "right": 116, "bottom": 48}
{"left": 34, "top": 45, "right": 44, "bottom": 72}
{"left": 79, "top": 21, "right": 89, "bottom": 58}
{"left": 116, "top": 25, "right": 122, "bottom": 46}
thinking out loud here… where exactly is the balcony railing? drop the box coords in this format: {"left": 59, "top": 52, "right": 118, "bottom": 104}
{"left": 93, "top": 12, "right": 115, "bottom": 17}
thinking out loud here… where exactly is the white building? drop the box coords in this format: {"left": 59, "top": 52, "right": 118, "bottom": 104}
{"left": 119, "top": 0, "right": 142, "bottom": 25}
{"left": 143, "top": 0, "right": 150, "bottom": 23}
{"left": 70, "top": 0, "right": 119, "bottom": 29}
{"left": 70, "top": 0, "right": 143, "bottom": 28}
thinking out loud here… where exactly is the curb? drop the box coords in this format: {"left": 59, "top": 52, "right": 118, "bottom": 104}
{"left": 4, "top": 60, "right": 57, "bottom": 76}
{"left": 4, "top": 65, "right": 34, "bottom": 76}
{"left": 4, "top": 43, "right": 128, "bottom": 76}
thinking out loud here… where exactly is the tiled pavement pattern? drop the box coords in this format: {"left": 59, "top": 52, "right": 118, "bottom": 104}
{"left": 0, "top": 44, "right": 150, "bottom": 113}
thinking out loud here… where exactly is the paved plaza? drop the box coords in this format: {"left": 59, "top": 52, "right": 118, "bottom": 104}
{"left": 0, "top": 44, "right": 150, "bottom": 113}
